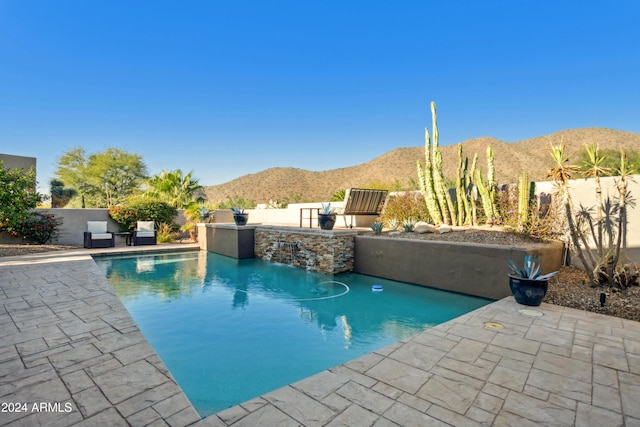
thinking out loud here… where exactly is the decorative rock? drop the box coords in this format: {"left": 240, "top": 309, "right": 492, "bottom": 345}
{"left": 415, "top": 223, "right": 437, "bottom": 234}
{"left": 438, "top": 225, "right": 452, "bottom": 233}
{"left": 388, "top": 231, "right": 402, "bottom": 236}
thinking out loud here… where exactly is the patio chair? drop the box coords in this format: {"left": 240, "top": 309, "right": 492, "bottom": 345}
{"left": 133, "top": 221, "right": 157, "bottom": 246}
{"left": 339, "top": 188, "right": 389, "bottom": 228}
{"left": 84, "top": 221, "right": 115, "bottom": 248}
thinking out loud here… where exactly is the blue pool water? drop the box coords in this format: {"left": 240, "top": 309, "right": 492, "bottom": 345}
{"left": 97, "top": 251, "right": 491, "bottom": 417}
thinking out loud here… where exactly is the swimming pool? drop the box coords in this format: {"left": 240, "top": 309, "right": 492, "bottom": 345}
{"left": 97, "top": 251, "right": 491, "bottom": 417}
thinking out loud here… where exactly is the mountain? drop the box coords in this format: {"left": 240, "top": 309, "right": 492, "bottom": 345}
{"left": 202, "top": 128, "right": 640, "bottom": 204}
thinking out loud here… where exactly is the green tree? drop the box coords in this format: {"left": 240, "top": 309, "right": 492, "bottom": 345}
{"left": 144, "top": 169, "right": 204, "bottom": 209}
{"left": 0, "top": 161, "right": 42, "bottom": 235}
{"left": 50, "top": 179, "right": 77, "bottom": 208}
{"left": 55, "top": 147, "right": 148, "bottom": 207}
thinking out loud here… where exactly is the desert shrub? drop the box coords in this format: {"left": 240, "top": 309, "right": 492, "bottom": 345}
{"left": 156, "top": 223, "right": 175, "bottom": 243}
{"left": 109, "top": 200, "right": 177, "bottom": 231}
{"left": 216, "top": 196, "right": 256, "bottom": 210}
{"left": 379, "top": 191, "right": 429, "bottom": 226}
{"left": 496, "top": 184, "right": 557, "bottom": 240}
{"left": 15, "top": 212, "right": 62, "bottom": 244}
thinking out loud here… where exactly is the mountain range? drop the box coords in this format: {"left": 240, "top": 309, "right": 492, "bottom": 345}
{"left": 202, "top": 127, "right": 640, "bottom": 204}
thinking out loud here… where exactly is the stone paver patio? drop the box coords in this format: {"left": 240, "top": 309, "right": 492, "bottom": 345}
{"left": 1, "top": 246, "right": 639, "bottom": 426}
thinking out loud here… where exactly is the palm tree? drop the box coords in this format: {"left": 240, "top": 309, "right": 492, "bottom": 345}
{"left": 145, "top": 169, "right": 204, "bottom": 209}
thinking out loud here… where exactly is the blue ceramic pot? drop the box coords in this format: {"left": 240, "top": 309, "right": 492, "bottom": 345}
{"left": 509, "top": 275, "right": 548, "bottom": 306}
{"left": 233, "top": 213, "right": 248, "bottom": 226}
{"left": 318, "top": 213, "right": 336, "bottom": 230}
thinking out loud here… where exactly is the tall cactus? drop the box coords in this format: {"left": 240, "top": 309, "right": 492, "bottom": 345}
{"left": 517, "top": 172, "right": 530, "bottom": 230}
{"left": 417, "top": 126, "right": 443, "bottom": 225}
{"left": 475, "top": 146, "right": 498, "bottom": 224}
{"left": 430, "top": 103, "right": 452, "bottom": 225}
{"left": 417, "top": 102, "right": 451, "bottom": 225}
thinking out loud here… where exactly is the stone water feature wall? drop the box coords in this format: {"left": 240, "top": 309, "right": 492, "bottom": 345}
{"left": 254, "top": 226, "right": 358, "bottom": 275}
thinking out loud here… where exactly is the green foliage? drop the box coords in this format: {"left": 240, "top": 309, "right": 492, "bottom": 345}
{"left": 0, "top": 161, "right": 42, "bottom": 235}
{"left": 576, "top": 147, "right": 640, "bottom": 177}
{"left": 144, "top": 169, "right": 204, "bottom": 208}
{"left": 331, "top": 189, "right": 346, "bottom": 202}
{"left": 49, "top": 179, "right": 77, "bottom": 208}
{"left": 156, "top": 223, "right": 175, "bottom": 243}
{"left": 15, "top": 212, "right": 63, "bottom": 244}
{"left": 109, "top": 200, "right": 177, "bottom": 231}
{"left": 379, "top": 192, "right": 429, "bottom": 226}
{"left": 216, "top": 196, "right": 256, "bottom": 210}
{"left": 56, "top": 147, "right": 148, "bottom": 207}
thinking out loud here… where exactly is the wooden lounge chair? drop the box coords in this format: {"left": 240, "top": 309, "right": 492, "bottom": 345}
{"left": 339, "top": 188, "right": 388, "bottom": 228}
{"left": 84, "top": 221, "right": 115, "bottom": 248}
{"left": 133, "top": 221, "right": 157, "bottom": 246}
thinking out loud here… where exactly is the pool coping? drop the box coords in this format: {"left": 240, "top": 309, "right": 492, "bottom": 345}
{"left": 1, "top": 245, "right": 639, "bottom": 426}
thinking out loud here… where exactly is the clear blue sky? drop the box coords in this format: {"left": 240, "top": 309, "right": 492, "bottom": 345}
{"left": 1, "top": 1, "right": 638, "bottom": 194}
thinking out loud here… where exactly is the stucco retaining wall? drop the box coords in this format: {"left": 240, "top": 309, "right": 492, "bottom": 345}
{"left": 353, "top": 236, "right": 565, "bottom": 300}
{"left": 197, "top": 223, "right": 256, "bottom": 259}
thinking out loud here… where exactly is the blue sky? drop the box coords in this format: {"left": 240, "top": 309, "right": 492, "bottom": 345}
{"left": 1, "top": 1, "right": 639, "bottom": 194}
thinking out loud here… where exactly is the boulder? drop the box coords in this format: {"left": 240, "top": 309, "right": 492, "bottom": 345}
{"left": 415, "top": 223, "right": 437, "bottom": 234}
{"left": 438, "top": 224, "right": 452, "bottom": 233}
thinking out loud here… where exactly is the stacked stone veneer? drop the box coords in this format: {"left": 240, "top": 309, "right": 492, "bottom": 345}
{"left": 254, "top": 226, "right": 358, "bottom": 275}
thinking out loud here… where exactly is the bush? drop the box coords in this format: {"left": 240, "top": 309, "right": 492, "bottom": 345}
{"left": 156, "top": 223, "right": 176, "bottom": 243}
{"left": 0, "top": 162, "right": 42, "bottom": 235}
{"left": 15, "top": 212, "right": 62, "bottom": 244}
{"left": 379, "top": 191, "right": 429, "bottom": 226}
{"left": 109, "top": 200, "right": 177, "bottom": 231}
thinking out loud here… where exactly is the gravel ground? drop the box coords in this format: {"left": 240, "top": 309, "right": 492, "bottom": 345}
{"left": 2, "top": 232, "right": 639, "bottom": 322}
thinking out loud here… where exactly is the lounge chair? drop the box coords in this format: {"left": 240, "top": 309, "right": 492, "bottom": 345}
{"left": 338, "top": 188, "right": 388, "bottom": 228}
{"left": 84, "top": 221, "right": 115, "bottom": 248}
{"left": 133, "top": 221, "right": 157, "bottom": 246}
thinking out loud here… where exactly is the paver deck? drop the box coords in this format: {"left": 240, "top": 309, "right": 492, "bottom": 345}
{"left": 1, "top": 246, "right": 639, "bottom": 426}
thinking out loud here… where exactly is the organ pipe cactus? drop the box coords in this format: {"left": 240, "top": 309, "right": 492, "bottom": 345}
{"left": 518, "top": 172, "right": 530, "bottom": 230}
{"left": 475, "top": 146, "right": 498, "bottom": 224}
{"left": 417, "top": 101, "right": 460, "bottom": 225}
{"left": 417, "top": 103, "right": 444, "bottom": 224}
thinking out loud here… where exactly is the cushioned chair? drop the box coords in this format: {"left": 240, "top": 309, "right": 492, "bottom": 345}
{"left": 84, "top": 221, "right": 115, "bottom": 248}
{"left": 133, "top": 221, "right": 157, "bottom": 246}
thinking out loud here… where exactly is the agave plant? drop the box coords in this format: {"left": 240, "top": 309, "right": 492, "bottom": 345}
{"left": 320, "top": 203, "right": 336, "bottom": 215}
{"left": 231, "top": 207, "right": 245, "bottom": 215}
{"left": 402, "top": 218, "right": 416, "bottom": 232}
{"left": 370, "top": 221, "right": 384, "bottom": 235}
{"left": 387, "top": 218, "right": 399, "bottom": 230}
{"left": 508, "top": 255, "right": 558, "bottom": 280}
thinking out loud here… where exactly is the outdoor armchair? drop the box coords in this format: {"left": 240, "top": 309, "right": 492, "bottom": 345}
{"left": 83, "top": 221, "right": 115, "bottom": 248}
{"left": 133, "top": 221, "right": 157, "bottom": 246}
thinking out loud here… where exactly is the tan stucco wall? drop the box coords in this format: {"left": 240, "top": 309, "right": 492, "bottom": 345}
{"left": 535, "top": 175, "right": 640, "bottom": 249}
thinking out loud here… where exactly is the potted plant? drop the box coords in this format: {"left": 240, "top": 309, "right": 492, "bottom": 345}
{"left": 231, "top": 207, "right": 249, "bottom": 226}
{"left": 508, "top": 255, "right": 558, "bottom": 306}
{"left": 318, "top": 203, "right": 336, "bottom": 230}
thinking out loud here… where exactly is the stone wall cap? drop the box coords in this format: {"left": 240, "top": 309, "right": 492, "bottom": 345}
{"left": 255, "top": 225, "right": 358, "bottom": 236}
